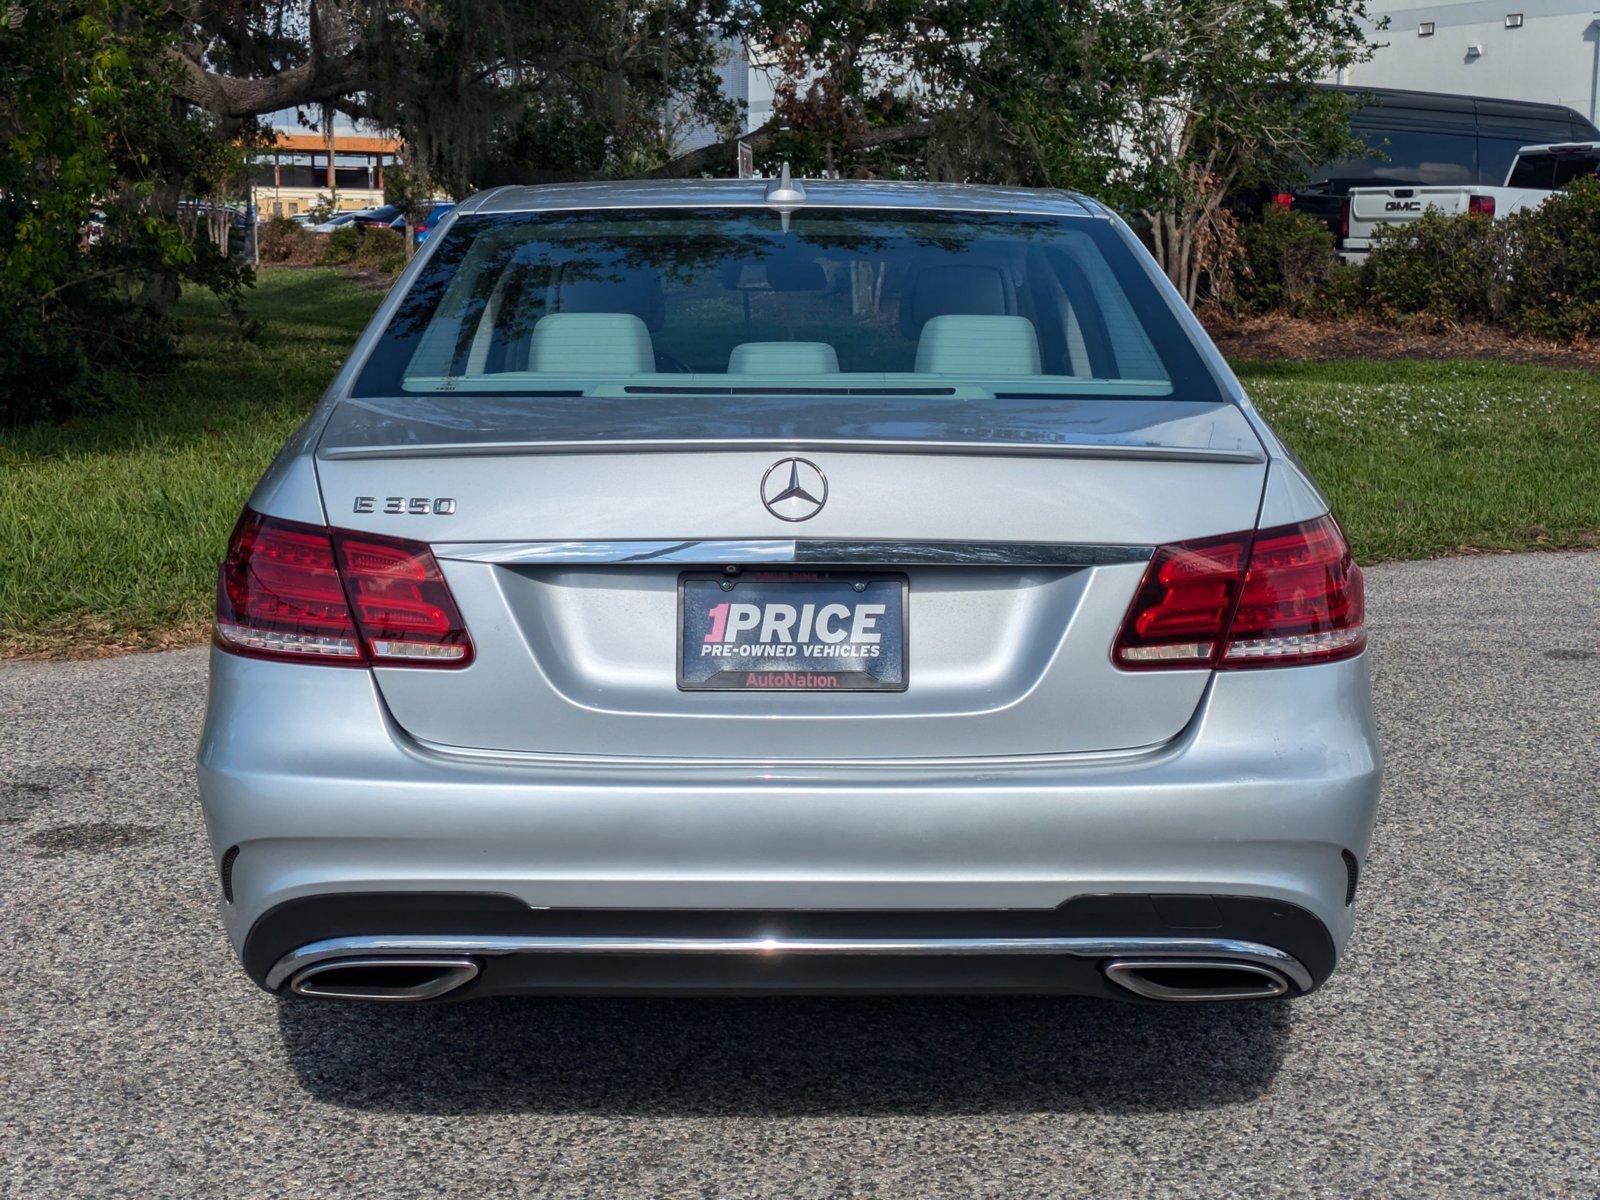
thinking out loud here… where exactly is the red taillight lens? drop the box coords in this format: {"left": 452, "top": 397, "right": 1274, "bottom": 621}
{"left": 334, "top": 533, "right": 472, "bottom": 663}
{"left": 1272, "top": 192, "right": 1294, "bottom": 208}
{"left": 1339, "top": 196, "right": 1351, "bottom": 239}
{"left": 1115, "top": 532, "right": 1250, "bottom": 666}
{"left": 217, "top": 512, "right": 362, "bottom": 661}
{"left": 216, "top": 511, "right": 473, "bottom": 667}
{"left": 1114, "top": 515, "right": 1365, "bottom": 670}
{"left": 1223, "top": 516, "right": 1364, "bottom": 666}
{"left": 1468, "top": 194, "right": 1496, "bottom": 217}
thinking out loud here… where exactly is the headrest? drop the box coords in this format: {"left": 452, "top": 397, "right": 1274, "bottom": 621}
{"left": 901, "top": 264, "right": 1012, "bottom": 337}
{"left": 728, "top": 342, "right": 840, "bottom": 374}
{"left": 547, "top": 265, "right": 664, "bottom": 331}
{"left": 914, "top": 315, "right": 1041, "bottom": 377}
{"left": 526, "top": 313, "right": 654, "bottom": 375}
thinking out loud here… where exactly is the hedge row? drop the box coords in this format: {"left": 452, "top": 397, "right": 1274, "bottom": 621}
{"left": 1232, "top": 175, "right": 1600, "bottom": 339}
{"left": 257, "top": 219, "right": 409, "bottom": 275}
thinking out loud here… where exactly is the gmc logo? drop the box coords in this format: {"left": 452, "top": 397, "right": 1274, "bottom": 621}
{"left": 1385, "top": 201, "right": 1423, "bottom": 212}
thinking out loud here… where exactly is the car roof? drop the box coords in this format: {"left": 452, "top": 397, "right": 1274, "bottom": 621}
{"left": 455, "top": 178, "right": 1105, "bottom": 219}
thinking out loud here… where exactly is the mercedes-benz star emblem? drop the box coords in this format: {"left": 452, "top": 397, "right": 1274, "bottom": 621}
{"left": 760, "top": 457, "right": 828, "bottom": 522}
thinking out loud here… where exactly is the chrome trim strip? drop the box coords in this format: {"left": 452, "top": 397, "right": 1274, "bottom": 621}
{"left": 317, "top": 438, "right": 1264, "bottom": 464}
{"left": 265, "top": 934, "right": 1313, "bottom": 993}
{"left": 1103, "top": 959, "right": 1291, "bottom": 1002}
{"left": 432, "top": 538, "right": 1153, "bottom": 567}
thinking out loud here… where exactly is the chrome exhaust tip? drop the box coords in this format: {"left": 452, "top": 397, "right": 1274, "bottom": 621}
{"left": 287, "top": 956, "right": 480, "bottom": 1002}
{"left": 1103, "top": 958, "right": 1291, "bottom": 1002}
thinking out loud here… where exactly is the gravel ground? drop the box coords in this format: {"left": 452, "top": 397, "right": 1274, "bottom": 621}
{"left": 2, "top": 552, "right": 1596, "bottom": 1199}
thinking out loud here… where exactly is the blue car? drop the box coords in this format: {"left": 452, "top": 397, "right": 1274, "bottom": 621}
{"left": 388, "top": 202, "right": 456, "bottom": 243}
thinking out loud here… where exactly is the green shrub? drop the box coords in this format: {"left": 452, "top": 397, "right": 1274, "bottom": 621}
{"left": 320, "top": 224, "right": 363, "bottom": 265}
{"left": 351, "top": 228, "right": 408, "bottom": 274}
{"left": 1501, "top": 175, "right": 1600, "bottom": 339}
{"left": 318, "top": 225, "right": 406, "bottom": 275}
{"left": 1362, "top": 210, "right": 1504, "bottom": 323}
{"left": 256, "top": 217, "right": 321, "bottom": 265}
{"left": 1316, "top": 259, "right": 1366, "bottom": 319}
{"left": 1235, "top": 204, "right": 1340, "bottom": 315}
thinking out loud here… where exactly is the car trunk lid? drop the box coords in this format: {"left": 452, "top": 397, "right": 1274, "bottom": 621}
{"left": 315, "top": 393, "right": 1267, "bottom": 760}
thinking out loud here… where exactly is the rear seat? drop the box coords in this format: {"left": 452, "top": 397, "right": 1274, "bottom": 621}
{"left": 727, "top": 342, "right": 840, "bottom": 374}
{"left": 526, "top": 312, "right": 655, "bottom": 375}
{"left": 914, "top": 314, "right": 1041, "bottom": 376}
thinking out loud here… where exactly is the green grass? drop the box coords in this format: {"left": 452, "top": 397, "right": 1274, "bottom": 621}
{"left": 2, "top": 272, "right": 1596, "bottom": 655}
{"left": 0, "top": 269, "right": 383, "bottom": 655}
{"left": 1234, "top": 358, "right": 1600, "bottom": 562}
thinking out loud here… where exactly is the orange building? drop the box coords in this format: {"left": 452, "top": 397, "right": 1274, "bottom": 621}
{"left": 251, "top": 131, "right": 402, "bottom": 217}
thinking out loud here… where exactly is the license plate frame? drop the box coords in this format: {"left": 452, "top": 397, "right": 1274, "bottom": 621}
{"left": 677, "top": 571, "right": 908, "bottom": 692}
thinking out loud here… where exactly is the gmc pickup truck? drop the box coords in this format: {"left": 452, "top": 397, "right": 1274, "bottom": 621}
{"left": 1340, "top": 141, "right": 1600, "bottom": 261}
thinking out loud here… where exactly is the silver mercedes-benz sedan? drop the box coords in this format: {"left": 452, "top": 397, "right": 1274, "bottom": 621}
{"left": 197, "top": 176, "right": 1379, "bottom": 1005}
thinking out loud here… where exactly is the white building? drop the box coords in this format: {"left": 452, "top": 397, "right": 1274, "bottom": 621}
{"left": 1333, "top": 2, "right": 1600, "bottom": 121}
{"left": 670, "top": 41, "right": 776, "bottom": 154}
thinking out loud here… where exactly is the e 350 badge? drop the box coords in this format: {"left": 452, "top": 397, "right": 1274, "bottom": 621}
{"left": 353, "top": 496, "right": 457, "bottom": 515}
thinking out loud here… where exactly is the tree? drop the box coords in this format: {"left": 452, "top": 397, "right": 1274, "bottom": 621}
{"left": 382, "top": 151, "right": 433, "bottom": 259}
{"left": 0, "top": 0, "right": 251, "bottom": 423}
{"left": 746, "top": 0, "right": 1376, "bottom": 304}
{"left": 168, "top": 1, "right": 748, "bottom": 195}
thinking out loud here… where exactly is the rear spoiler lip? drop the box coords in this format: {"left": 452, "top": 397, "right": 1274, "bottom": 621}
{"left": 317, "top": 437, "right": 1266, "bottom": 465}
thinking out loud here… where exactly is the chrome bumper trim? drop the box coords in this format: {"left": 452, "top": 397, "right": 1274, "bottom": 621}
{"left": 431, "top": 538, "right": 1152, "bottom": 567}
{"left": 265, "top": 933, "right": 1313, "bottom": 993}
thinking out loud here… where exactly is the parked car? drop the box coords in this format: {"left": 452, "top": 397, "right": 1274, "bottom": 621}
{"left": 348, "top": 204, "right": 402, "bottom": 230}
{"left": 1340, "top": 140, "right": 1600, "bottom": 260}
{"left": 309, "top": 212, "right": 362, "bottom": 233}
{"left": 1273, "top": 85, "right": 1600, "bottom": 236}
{"left": 199, "top": 175, "right": 1380, "bottom": 1007}
{"left": 387, "top": 202, "right": 456, "bottom": 243}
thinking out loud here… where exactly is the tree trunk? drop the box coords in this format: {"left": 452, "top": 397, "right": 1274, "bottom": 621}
{"left": 139, "top": 179, "right": 185, "bottom": 309}
{"left": 1141, "top": 208, "right": 1208, "bottom": 310}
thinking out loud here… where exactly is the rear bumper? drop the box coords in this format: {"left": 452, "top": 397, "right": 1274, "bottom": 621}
{"left": 246, "top": 893, "right": 1332, "bottom": 1001}
{"left": 197, "top": 646, "right": 1381, "bottom": 997}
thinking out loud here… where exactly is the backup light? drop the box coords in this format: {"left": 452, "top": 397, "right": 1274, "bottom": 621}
{"left": 216, "top": 510, "right": 473, "bottom": 667}
{"left": 1113, "top": 515, "right": 1365, "bottom": 670}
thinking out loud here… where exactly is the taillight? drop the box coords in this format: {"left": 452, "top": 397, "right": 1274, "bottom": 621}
{"left": 217, "top": 512, "right": 360, "bottom": 661}
{"left": 1467, "top": 194, "right": 1496, "bottom": 217}
{"left": 335, "top": 532, "right": 472, "bottom": 664}
{"left": 1223, "top": 517, "right": 1365, "bottom": 665}
{"left": 1114, "top": 515, "right": 1365, "bottom": 670}
{"left": 1272, "top": 192, "right": 1294, "bottom": 208}
{"left": 216, "top": 510, "right": 473, "bottom": 667}
{"left": 1338, "top": 196, "right": 1350, "bottom": 240}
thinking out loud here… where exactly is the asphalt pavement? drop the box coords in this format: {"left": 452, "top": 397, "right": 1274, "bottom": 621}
{"left": 1, "top": 551, "right": 1596, "bottom": 1198}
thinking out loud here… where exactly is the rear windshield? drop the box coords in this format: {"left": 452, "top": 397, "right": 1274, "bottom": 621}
{"left": 1506, "top": 149, "right": 1600, "bottom": 189}
{"left": 352, "top": 207, "right": 1221, "bottom": 403}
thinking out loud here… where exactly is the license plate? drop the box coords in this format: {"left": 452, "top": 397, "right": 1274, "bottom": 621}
{"left": 678, "top": 572, "right": 907, "bottom": 691}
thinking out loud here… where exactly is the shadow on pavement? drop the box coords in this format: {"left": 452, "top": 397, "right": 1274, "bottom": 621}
{"left": 278, "top": 993, "right": 1290, "bottom": 1116}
